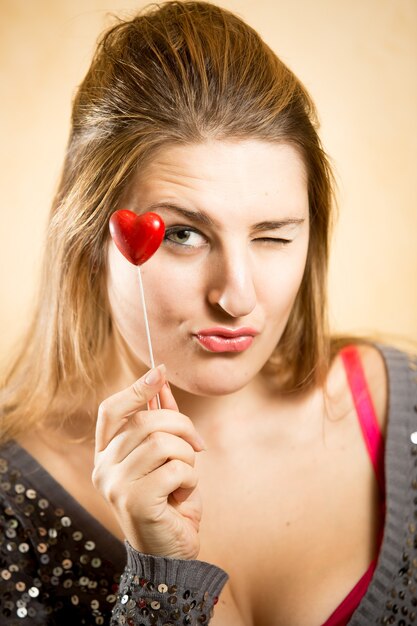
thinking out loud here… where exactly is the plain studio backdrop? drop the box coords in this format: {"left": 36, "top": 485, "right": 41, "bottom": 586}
{"left": 0, "top": 0, "right": 416, "bottom": 372}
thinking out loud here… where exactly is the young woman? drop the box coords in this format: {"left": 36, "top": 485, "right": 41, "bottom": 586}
{"left": 1, "top": 2, "right": 416, "bottom": 625}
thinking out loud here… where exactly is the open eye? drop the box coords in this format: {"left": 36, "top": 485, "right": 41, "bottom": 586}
{"left": 164, "top": 226, "right": 207, "bottom": 248}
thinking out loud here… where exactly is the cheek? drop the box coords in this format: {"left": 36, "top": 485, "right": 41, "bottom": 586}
{"left": 140, "top": 260, "right": 203, "bottom": 324}
{"left": 257, "top": 247, "right": 308, "bottom": 315}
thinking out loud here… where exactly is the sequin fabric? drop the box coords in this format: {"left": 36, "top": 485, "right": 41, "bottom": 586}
{"left": 111, "top": 568, "right": 216, "bottom": 625}
{"left": 0, "top": 443, "right": 124, "bottom": 625}
{"left": 0, "top": 442, "right": 227, "bottom": 626}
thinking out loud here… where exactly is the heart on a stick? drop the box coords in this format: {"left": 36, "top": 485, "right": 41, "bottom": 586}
{"left": 109, "top": 210, "right": 165, "bottom": 265}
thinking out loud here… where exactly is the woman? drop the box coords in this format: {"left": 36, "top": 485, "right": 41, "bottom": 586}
{"left": 0, "top": 2, "right": 416, "bottom": 625}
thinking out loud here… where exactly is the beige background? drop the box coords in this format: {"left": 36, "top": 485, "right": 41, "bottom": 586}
{"left": 1, "top": 0, "right": 416, "bottom": 369}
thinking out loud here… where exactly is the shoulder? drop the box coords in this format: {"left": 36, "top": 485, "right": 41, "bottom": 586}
{"left": 326, "top": 343, "right": 389, "bottom": 437}
{"left": 354, "top": 343, "right": 389, "bottom": 438}
{"left": 334, "top": 342, "right": 417, "bottom": 438}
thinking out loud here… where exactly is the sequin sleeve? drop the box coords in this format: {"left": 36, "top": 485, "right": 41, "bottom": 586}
{"left": 0, "top": 444, "right": 125, "bottom": 624}
{"left": 0, "top": 490, "right": 50, "bottom": 623}
{"left": 111, "top": 541, "right": 229, "bottom": 625}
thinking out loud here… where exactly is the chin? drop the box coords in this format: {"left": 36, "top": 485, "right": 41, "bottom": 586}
{"left": 172, "top": 368, "right": 256, "bottom": 397}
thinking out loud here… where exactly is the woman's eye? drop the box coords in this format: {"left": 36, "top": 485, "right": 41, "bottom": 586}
{"left": 164, "top": 227, "right": 207, "bottom": 248}
{"left": 254, "top": 237, "right": 292, "bottom": 245}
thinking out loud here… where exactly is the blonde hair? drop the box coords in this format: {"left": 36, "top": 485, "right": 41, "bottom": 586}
{"left": 1, "top": 1, "right": 361, "bottom": 443}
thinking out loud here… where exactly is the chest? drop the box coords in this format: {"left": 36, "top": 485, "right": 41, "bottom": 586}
{"left": 195, "top": 423, "right": 382, "bottom": 626}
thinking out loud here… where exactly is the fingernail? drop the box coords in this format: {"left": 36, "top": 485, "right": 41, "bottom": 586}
{"left": 144, "top": 364, "right": 166, "bottom": 385}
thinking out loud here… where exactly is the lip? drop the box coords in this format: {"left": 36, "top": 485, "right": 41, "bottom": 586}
{"left": 195, "top": 326, "right": 259, "bottom": 338}
{"left": 193, "top": 327, "right": 259, "bottom": 353}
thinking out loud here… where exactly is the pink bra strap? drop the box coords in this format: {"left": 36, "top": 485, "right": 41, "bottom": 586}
{"left": 340, "top": 345, "right": 385, "bottom": 495}
{"left": 320, "top": 558, "right": 378, "bottom": 626}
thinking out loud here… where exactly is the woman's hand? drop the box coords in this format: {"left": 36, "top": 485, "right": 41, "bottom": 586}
{"left": 92, "top": 365, "right": 205, "bottom": 560}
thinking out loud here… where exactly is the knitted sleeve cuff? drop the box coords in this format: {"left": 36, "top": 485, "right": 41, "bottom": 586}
{"left": 111, "top": 541, "right": 229, "bottom": 624}
{"left": 125, "top": 540, "right": 229, "bottom": 598}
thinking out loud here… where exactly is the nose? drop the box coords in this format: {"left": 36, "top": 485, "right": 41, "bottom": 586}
{"left": 207, "top": 246, "right": 257, "bottom": 318}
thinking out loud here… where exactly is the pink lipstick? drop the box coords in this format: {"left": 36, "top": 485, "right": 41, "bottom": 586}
{"left": 194, "top": 327, "right": 258, "bottom": 353}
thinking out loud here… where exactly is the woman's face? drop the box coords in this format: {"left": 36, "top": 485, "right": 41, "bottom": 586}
{"left": 107, "top": 140, "right": 309, "bottom": 396}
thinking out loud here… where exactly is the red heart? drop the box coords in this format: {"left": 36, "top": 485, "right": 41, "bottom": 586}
{"left": 109, "top": 210, "right": 165, "bottom": 266}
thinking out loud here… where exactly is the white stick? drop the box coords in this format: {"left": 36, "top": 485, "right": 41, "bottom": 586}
{"left": 137, "top": 266, "right": 161, "bottom": 410}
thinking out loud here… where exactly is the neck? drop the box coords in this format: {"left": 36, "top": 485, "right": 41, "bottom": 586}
{"left": 170, "top": 372, "right": 291, "bottom": 448}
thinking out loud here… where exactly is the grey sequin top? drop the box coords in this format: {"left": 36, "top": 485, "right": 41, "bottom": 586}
{"left": 1, "top": 344, "right": 416, "bottom": 625}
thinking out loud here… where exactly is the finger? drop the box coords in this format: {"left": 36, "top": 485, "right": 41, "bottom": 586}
{"left": 141, "top": 459, "right": 199, "bottom": 501}
{"left": 148, "top": 382, "right": 178, "bottom": 411}
{"left": 170, "top": 485, "right": 198, "bottom": 506}
{"left": 101, "top": 409, "right": 205, "bottom": 464}
{"left": 117, "top": 432, "right": 196, "bottom": 477}
{"left": 148, "top": 396, "right": 159, "bottom": 411}
{"left": 95, "top": 364, "right": 166, "bottom": 454}
{"left": 160, "top": 382, "right": 179, "bottom": 411}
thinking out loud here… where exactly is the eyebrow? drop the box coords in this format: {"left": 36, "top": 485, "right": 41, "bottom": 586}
{"left": 144, "top": 202, "right": 305, "bottom": 230}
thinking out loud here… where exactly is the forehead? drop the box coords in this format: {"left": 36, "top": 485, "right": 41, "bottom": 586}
{"left": 125, "top": 139, "right": 308, "bottom": 218}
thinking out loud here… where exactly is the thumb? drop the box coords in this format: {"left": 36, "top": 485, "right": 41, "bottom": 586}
{"left": 95, "top": 364, "right": 166, "bottom": 453}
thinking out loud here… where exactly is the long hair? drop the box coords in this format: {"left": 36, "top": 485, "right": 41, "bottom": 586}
{"left": 1, "top": 1, "right": 357, "bottom": 443}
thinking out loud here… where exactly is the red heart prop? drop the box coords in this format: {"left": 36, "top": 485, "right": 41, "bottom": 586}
{"left": 109, "top": 210, "right": 165, "bottom": 266}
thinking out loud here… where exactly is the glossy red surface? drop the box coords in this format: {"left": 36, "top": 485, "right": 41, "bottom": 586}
{"left": 109, "top": 209, "right": 165, "bottom": 266}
